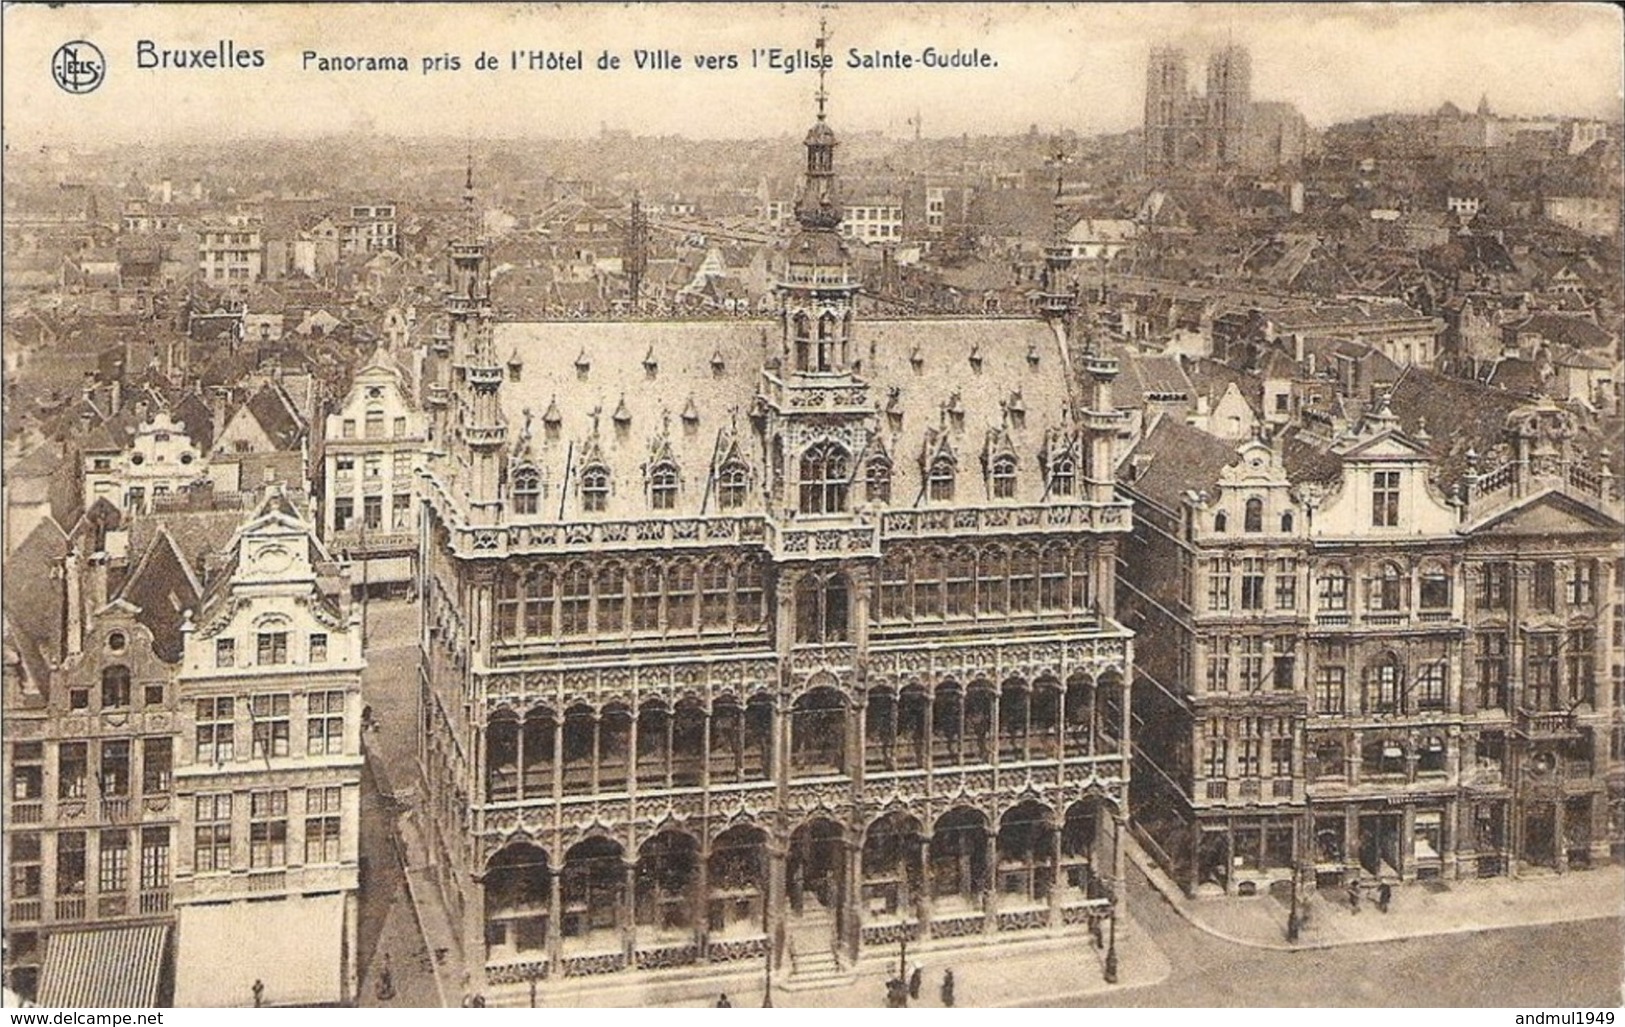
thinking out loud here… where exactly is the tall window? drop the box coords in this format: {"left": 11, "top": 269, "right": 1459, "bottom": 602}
{"left": 1318, "top": 565, "right": 1349, "bottom": 611}
{"left": 1477, "top": 562, "right": 1510, "bottom": 610}
{"left": 101, "top": 666, "right": 131, "bottom": 708}
{"left": 1272, "top": 637, "right": 1296, "bottom": 691}
{"left": 945, "top": 549, "right": 976, "bottom": 618}
{"left": 1565, "top": 629, "right": 1596, "bottom": 706}
{"left": 881, "top": 554, "right": 912, "bottom": 623}
{"left": 1206, "top": 637, "right": 1232, "bottom": 693}
{"left": 1275, "top": 557, "right": 1297, "bottom": 610}
{"left": 250, "top": 695, "right": 291, "bottom": 758}
{"left": 596, "top": 564, "right": 625, "bottom": 634}
{"left": 927, "top": 456, "right": 956, "bottom": 502}
{"left": 795, "top": 572, "right": 850, "bottom": 643}
{"left": 139, "top": 827, "right": 170, "bottom": 891}
{"left": 1244, "top": 497, "right": 1264, "bottom": 533}
{"left": 363, "top": 495, "right": 384, "bottom": 531}
{"left": 736, "top": 559, "right": 764, "bottom": 627}
{"left": 194, "top": 795, "right": 232, "bottom": 873}
{"left": 307, "top": 692, "right": 345, "bottom": 756}
{"left": 581, "top": 465, "right": 610, "bottom": 512}
{"left": 512, "top": 468, "right": 542, "bottom": 515}
{"left": 798, "top": 443, "right": 850, "bottom": 515}
{"left": 990, "top": 456, "right": 1017, "bottom": 499}
{"left": 1526, "top": 633, "right": 1560, "bottom": 711}
{"left": 1239, "top": 637, "right": 1265, "bottom": 691}
{"left": 560, "top": 564, "right": 593, "bottom": 635}
{"left": 630, "top": 563, "right": 662, "bottom": 633}
{"left": 1569, "top": 559, "right": 1598, "bottom": 606}
{"left": 1206, "top": 557, "right": 1232, "bottom": 611}
{"left": 309, "top": 633, "right": 328, "bottom": 663}
{"left": 865, "top": 457, "right": 892, "bottom": 504}
{"left": 1420, "top": 564, "right": 1451, "bottom": 609}
{"left": 1372, "top": 470, "right": 1400, "bottom": 527}
{"left": 1315, "top": 665, "right": 1346, "bottom": 714}
{"left": 666, "top": 561, "right": 696, "bottom": 632}
{"left": 1532, "top": 561, "right": 1556, "bottom": 611}
{"left": 1240, "top": 558, "right": 1266, "bottom": 610}
{"left": 196, "top": 699, "right": 234, "bottom": 763}
{"left": 1237, "top": 720, "right": 1262, "bottom": 777}
{"left": 58, "top": 742, "right": 87, "bottom": 799}
{"left": 649, "top": 461, "right": 679, "bottom": 510}
{"left": 1203, "top": 725, "right": 1227, "bottom": 780}
{"left": 99, "top": 740, "right": 130, "bottom": 797}
{"left": 57, "top": 833, "right": 86, "bottom": 895}
{"left": 1270, "top": 728, "right": 1293, "bottom": 779}
{"left": 1477, "top": 633, "right": 1509, "bottom": 710}
{"left": 305, "top": 787, "right": 342, "bottom": 865}
{"left": 1366, "top": 654, "right": 1402, "bottom": 714}
{"left": 333, "top": 497, "right": 354, "bottom": 532}
{"left": 249, "top": 791, "right": 288, "bottom": 869}
{"left": 1369, "top": 561, "right": 1407, "bottom": 612}
{"left": 701, "top": 559, "right": 732, "bottom": 628}
{"left": 717, "top": 462, "right": 750, "bottom": 510}
{"left": 98, "top": 829, "right": 129, "bottom": 894}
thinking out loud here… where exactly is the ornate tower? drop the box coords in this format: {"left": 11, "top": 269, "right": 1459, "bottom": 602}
{"left": 444, "top": 160, "right": 508, "bottom": 525}
{"left": 1143, "top": 47, "right": 1188, "bottom": 174}
{"left": 1205, "top": 44, "right": 1251, "bottom": 167}
{"left": 776, "top": 25, "right": 858, "bottom": 378}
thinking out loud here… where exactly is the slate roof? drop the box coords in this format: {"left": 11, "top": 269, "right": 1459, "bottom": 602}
{"left": 1120, "top": 414, "right": 1242, "bottom": 512}
{"left": 1387, "top": 366, "right": 1528, "bottom": 488}
{"left": 491, "top": 315, "right": 1074, "bottom": 519}
{"left": 1506, "top": 312, "right": 1612, "bottom": 351}
{"left": 3, "top": 517, "right": 68, "bottom": 666}
{"left": 114, "top": 528, "right": 203, "bottom": 663}
{"left": 242, "top": 383, "right": 305, "bottom": 450}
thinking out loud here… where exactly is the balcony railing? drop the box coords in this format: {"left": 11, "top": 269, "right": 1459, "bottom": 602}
{"left": 139, "top": 890, "right": 171, "bottom": 915}
{"left": 1516, "top": 708, "right": 1580, "bottom": 740}
{"left": 1205, "top": 780, "right": 1228, "bottom": 800}
{"left": 247, "top": 870, "right": 286, "bottom": 893}
{"left": 1272, "top": 779, "right": 1294, "bottom": 798}
{"left": 101, "top": 797, "right": 130, "bottom": 821}
{"left": 10, "top": 899, "right": 41, "bottom": 923}
{"left": 56, "top": 896, "right": 87, "bottom": 921}
{"left": 11, "top": 801, "right": 42, "bottom": 824}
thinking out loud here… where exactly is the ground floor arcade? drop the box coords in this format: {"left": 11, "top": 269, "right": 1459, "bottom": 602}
{"left": 464, "top": 796, "right": 1125, "bottom": 985}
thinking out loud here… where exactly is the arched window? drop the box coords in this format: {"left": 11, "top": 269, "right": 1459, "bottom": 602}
{"left": 1280, "top": 511, "right": 1294, "bottom": 532}
{"left": 795, "top": 572, "right": 850, "bottom": 643}
{"left": 717, "top": 461, "right": 750, "bottom": 510}
{"left": 1049, "top": 455, "right": 1075, "bottom": 497}
{"left": 581, "top": 464, "right": 610, "bottom": 513}
{"left": 649, "top": 461, "right": 679, "bottom": 510}
{"left": 799, "top": 442, "right": 850, "bottom": 515}
{"left": 1318, "top": 565, "right": 1349, "bottom": 611}
{"left": 1244, "top": 497, "right": 1263, "bottom": 533}
{"left": 1368, "top": 561, "right": 1407, "bottom": 612}
{"left": 865, "top": 457, "right": 892, "bottom": 504}
{"left": 928, "top": 457, "right": 956, "bottom": 502}
{"left": 990, "top": 455, "right": 1017, "bottom": 499}
{"left": 1213, "top": 511, "right": 1228, "bottom": 533}
{"left": 512, "top": 467, "right": 542, "bottom": 515}
{"left": 816, "top": 312, "right": 837, "bottom": 371}
{"left": 793, "top": 313, "right": 812, "bottom": 372}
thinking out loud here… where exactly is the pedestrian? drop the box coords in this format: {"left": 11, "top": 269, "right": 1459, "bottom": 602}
{"left": 908, "top": 960, "right": 924, "bottom": 1000}
{"left": 940, "top": 969, "right": 956, "bottom": 1008}
{"left": 1377, "top": 881, "right": 1392, "bottom": 914}
{"left": 715, "top": 993, "right": 732, "bottom": 1008}
{"left": 886, "top": 976, "right": 908, "bottom": 1007}
{"left": 1346, "top": 877, "right": 1361, "bottom": 914}
{"left": 376, "top": 952, "right": 395, "bottom": 1002}
{"left": 252, "top": 979, "right": 265, "bottom": 1008}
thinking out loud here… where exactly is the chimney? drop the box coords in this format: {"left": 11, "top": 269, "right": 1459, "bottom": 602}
{"left": 63, "top": 548, "right": 84, "bottom": 659}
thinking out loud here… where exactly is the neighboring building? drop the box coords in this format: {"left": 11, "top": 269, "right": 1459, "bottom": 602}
{"left": 321, "top": 346, "right": 426, "bottom": 595}
{"left": 197, "top": 217, "right": 264, "bottom": 288}
{"left": 1, "top": 527, "right": 200, "bottom": 1007}
{"left": 1542, "top": 196, "right": 1621, "bottom": 239}
{"left": 416, "top": 101, "right": 1135, "bottom": 999}
{"left": 1143, "top": 45, "right": 1307, "bottom": 174}
{"left": 1121, "top": 399, "right": 1623, "bottom": 899}
{"left": 839, "top": 198, "right": 904, "bottom": 244}
{"left": 170, "top": 493, "right": 364, "bottom": 1007}
{"left": 82, "top": 413, "right": 208, "bottom": 515}
{"left": 341, "top": 204, "right": 399, "bottom": 255}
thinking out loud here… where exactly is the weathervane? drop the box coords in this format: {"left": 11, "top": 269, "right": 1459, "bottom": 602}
{"left": 815, "top": 15, "right": 830, "bottom": 121}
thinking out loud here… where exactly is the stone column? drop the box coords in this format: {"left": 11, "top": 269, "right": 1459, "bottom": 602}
{"left": 983, "top": 829, "right": 999, "bottom": 933}
{"left": 623, "top": 858, "right": 638, "bottom": 962}
{"left": 548, "top": 869, "right": 564, "bottom": 973}
{"left": 843, "top": 836, "right": 863, "bottom": 962}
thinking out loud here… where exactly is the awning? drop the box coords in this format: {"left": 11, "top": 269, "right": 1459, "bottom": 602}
{"left": 174, "top": 893, "right": 345, "bottom": 1007}
{"left": 37, "top": 924, "right": 168, "bottom": 1008}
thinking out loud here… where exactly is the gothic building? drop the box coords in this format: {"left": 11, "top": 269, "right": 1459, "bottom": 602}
{"left": 416, "top": 78, "right": 1135, "bottom": 998}
{"left": 1143, "top": 44, "right": 1306, "bottom": 175}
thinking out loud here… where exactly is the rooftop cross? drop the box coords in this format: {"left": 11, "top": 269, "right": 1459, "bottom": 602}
{"left": 815, "top": 16, "right": 830, "bottom": 122}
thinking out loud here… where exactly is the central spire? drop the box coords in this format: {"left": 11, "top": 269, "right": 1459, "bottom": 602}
{"left": 794, "top": 18, "right": 841, "bottom": 232}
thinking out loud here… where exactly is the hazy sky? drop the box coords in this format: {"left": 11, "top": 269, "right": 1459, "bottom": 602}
{"left": 4, "top": 3, "right": 1621, "bottom": 146}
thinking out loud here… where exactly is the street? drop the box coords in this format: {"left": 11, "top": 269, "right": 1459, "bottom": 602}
{"left": 354, "top": 599, "right": 1625, "bottom": 1009}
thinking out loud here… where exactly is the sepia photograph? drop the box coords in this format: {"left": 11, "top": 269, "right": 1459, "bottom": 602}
{"left": 1, "top": 0, "right": 1622, "bottom": 1012}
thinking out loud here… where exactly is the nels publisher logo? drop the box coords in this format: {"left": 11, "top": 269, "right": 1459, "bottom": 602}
{"left": 51, "top": 40, "right": 106, "bottom": 94}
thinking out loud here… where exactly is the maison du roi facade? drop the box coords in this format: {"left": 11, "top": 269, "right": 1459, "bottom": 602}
{"left": 414, "top": 105, "right": 1135, "bottom": 992}
{"left": 1122, "top": 403, "right": 1624, "bottom": 899}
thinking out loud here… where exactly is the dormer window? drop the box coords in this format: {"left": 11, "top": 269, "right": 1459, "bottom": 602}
{"left": 512, "top": 467, "right": 542, "bottom": 515}
{"left": 1049, "top": 455, "right": 1075, "bottom": 497}
{"left": 649, "top": 461, "right": 679, "bottom": 511}
{"left": 928, "top": 456, "right": 956, "bottom": 502}
{"left": 1372, "top": 470, "right": 1401, "bottom": 527}
{"left": 865, "top": 457, "right": 892, "bottom": 504}
{"left": 990, "top": 455, "right": 1017, "bottom": 499}
{"left": 581, "top": 465, "right": 610, "bottom": 513}
{"left": 717, "top": 462, "right": 750, "bottom": 511}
